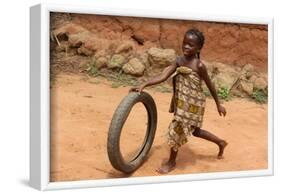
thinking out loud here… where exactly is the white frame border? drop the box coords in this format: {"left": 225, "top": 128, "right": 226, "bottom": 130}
{"left": 30, "top": 3, "right": 274, "bottom": 191}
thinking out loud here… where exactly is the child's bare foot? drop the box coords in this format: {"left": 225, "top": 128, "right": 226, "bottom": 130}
{"left": 217, "top": 140, "right": 228, "bottom": 159}
{"left": 156, "top": 161, "right": 176, "bottom": 174}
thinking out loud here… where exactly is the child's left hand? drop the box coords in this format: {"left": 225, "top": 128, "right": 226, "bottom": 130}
{"left": 217, "top": 105, "right": 226, "bottom": 117}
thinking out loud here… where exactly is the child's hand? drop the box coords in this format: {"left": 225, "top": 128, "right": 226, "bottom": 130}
{"left": 129, "top": 85, "right": 145, "bottom": 94}
{"left": 217, "top": 105, "right": 226, "bottom": 117}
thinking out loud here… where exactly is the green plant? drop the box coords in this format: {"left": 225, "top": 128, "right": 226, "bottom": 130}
{"left": 252, "top": 88, "right": 267, "bottom": 104}
{"left": 86, "top": 58, "right": 100, "bottom": 76}
{"left": 218, "top": 86, "right": 231, "bottom": 101}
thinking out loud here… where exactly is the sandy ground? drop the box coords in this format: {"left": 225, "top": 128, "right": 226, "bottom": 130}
{"left": 50, "top": 73, "right": 268, "bottom": 182}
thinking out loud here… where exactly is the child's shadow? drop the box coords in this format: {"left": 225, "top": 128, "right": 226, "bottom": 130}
{"left": 175, "top": 146, "right": 218, "bottom": 170}
{"left": 106, "top": 146, "right": 218, "bottom": 177}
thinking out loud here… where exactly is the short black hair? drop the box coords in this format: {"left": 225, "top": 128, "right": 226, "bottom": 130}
{"left": 185, "top": 28, "right": 205, "bottom": 50}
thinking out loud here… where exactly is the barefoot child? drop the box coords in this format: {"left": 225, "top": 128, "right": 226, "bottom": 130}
{"left": 130, "top": 28, "right": 228, "bottom": 174}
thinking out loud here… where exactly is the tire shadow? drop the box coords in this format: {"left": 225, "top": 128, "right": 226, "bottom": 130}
{"left": 106, "top": 169, "right": 133, "bottom": 179}
{"left": 106, "top": 148, "right": 144, "bottom": 179}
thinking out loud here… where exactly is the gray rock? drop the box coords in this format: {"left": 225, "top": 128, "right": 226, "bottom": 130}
{"left": 242, "top": 64, "right": 255, "bottom": 73}
{"left": 249, "top": 74, "right": 258, "bottom": 83}
{"left": 240, "top": 80, "right": 254, "bottom": 96}
{"left": 122, "top": 58, "right": 145, "bottom": 76}
{"left": 95, "top": 57, "right": 108, "bottom": 69}
{"left": 209, "top": 62, "right": 240, "bottom": 89}
{"left": 147, "top": 47, "right": 176, "bottom": 68}
{"left": 77, "top": 46, "right": 93, "bottom": 56}
{"left": 139, "top": 52, "right": 149, "bottom": 68}
{"left": 115, "top": 41, "right": 134, "bottom": 54}
{"left": 254, "top": 77, "right": 267, "bottom": 90}
{"left": 108, "top": 54, "right": 126, "bottom": 69}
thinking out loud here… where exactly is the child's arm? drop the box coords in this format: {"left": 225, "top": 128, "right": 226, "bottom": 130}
{"left": 130, "top": 62, "right": 177, "bottom": 93}
{"left": 198, "top": 62, "right": 226, "bottom": 117}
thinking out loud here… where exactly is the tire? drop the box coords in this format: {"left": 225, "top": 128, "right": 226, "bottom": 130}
{"left": 107, "top": 91, "right": 157, "bottom": 174}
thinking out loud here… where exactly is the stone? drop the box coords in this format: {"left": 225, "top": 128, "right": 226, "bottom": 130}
{"left": 115, "top": 41, "right": 134, "bottom": 53}
{"left": 147, "top": 47, "right": 176, "bottom": 68}
{"left": 242, "top": 64, "right": 255, "bottom": 74}
{"left": 240, "top": 80, "right": 254, "bottom": 96}
{"left": 68, "top": 31, "right": 92, "bottom": 48}
{"left": 254, "top": 77, "right": 267, "bottom": 90}
{"left": 77, "top": 46, "right": 93, "bottom": 56}
{"left": 95, "top": 57, "right": 108, "bottom": 69}
{"left": 249, "top": 74, "right": 258, "bottom": 83}
{"left": 138, "top": 52, "right": 149, "bottom": 67}
{"left": 53, "top": 23, "right": 87, "bottom": 38}
{"left": 94, "top": 50, "right": 107, "bottom": 58}
{"left": 209, "top": 62, "right": 240, "bottom": 89}
{"left": 122, "top": 58, "right": 145, "bottom": 76}
{"left": 242, "top": 64, "right": 256, "bottom": 79}
{"left": 108, "top": 54, "right": 126, "bottom": 69}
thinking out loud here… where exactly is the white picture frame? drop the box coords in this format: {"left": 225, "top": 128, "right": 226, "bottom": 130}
{"left": 30, "top": 3, "right": 274, "bottom": 191}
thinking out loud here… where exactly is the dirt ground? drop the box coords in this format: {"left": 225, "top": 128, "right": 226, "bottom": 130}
{"left": 50, "top": 73, "right": 268, "bottom": 182}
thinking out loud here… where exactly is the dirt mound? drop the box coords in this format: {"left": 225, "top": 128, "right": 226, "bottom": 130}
{"left": 71, "top": 14, "right": 268, "bottom": 69}
{"left": 50, "top": 13, "right": 268, "bottom": 72}
{"left": 50, "top": 13, "right": 268, "bottom": 100}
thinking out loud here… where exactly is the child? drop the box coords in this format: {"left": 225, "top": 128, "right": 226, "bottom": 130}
{"left": 130, "top": 28, "right": 227, "bottom": 174}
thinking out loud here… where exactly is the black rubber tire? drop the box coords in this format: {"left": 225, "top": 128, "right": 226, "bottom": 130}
{"left": 107, "top": 91, "right": 157, "bottom": 174}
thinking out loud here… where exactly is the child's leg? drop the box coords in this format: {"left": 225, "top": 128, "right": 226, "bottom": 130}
{"left": 192, "top": 127, "right": 228, "bottom": 159}
{"left": 157, "top": 148, "right": 178, "bottom": 174}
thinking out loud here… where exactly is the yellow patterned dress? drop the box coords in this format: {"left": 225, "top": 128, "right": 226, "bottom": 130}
{"left": 167, "top": 66, "right": 206, "bottom": 151}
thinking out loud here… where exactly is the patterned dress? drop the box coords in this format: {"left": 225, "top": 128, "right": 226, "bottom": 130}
{"left": 167, "top": 66, "right": 206, "bottom": 151}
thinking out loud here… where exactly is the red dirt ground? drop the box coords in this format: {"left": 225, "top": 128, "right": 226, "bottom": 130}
{"left": 50, "top": 73, "right": 268, "bottom": 182}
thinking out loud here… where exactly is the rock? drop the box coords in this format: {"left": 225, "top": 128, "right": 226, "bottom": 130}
{"left": 242, "top": 64, "right": 255, "bottom": 73}
{"left": 147, "top": 47, "right": 176, "bottom": 68}
{"left": 209, "top": 62, "right": 240, "bottom": 89}
{"left": 68, "top": 31, "right": 92, "bottom": 48}
{"left": 245, "top": 71, "right": 256, "bottom": 80}
{"left": 137, "top": 52, "right": 149, "bottom": 67}
{"left": 254, "top": 77, "right": 267, "bottom": 90}
{"left": 108, "top": 54, "right": 126, "bottom": 69}
{"left": 249, "top": 74, "right": 258, "bottom": 83}
{"left": 95, "top": 57, "right": 108, "bottom": 69}
{"left": 115, "top": 41, "right": 134, "bottom": 53}
{"left": 231, "top": 87, "right": 245, "bottom": 97}
{"left": 122, "top": 58, "right": 145, "bottom": 76}
{"left": 95, "top": 50, "right": 107, "bottom": 58}
{"left": 213, "top": 75, "right": 234, "bottom": 89}
{"left": 68, "top": 32, "right": 105, "bottom": 56}
{"left": 77, "top": 46, "right": 94, "bottom": 56}
{"left": 53, "top": 23, "right": 87, "bottom": 38}
{"left": 240, "top": 80, "right": 254, "bottom": 96}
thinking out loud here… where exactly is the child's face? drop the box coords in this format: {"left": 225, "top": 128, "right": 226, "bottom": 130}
{"left": 182, "top": 33, "right": 200, "bottom": 57}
